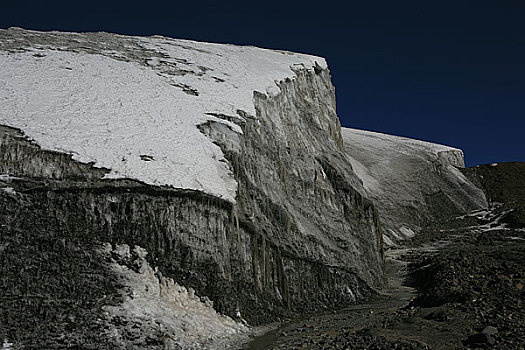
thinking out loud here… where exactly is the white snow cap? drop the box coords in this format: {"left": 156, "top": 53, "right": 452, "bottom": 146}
{"left": 0, "top": 29, "right": 327, "bottom": 202}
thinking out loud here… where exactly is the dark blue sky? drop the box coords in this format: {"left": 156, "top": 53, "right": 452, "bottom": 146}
{"left": 2, "top": 1, "right": 524, "bottom": 166}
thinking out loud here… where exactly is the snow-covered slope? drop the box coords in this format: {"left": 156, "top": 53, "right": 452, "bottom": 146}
{"left": 101, "top": 244, "right": 248, "bottom": 350}
{"left": 342, "top": 127, "right": 487, "bottom": 245}
{"left": 0, "top": 27, "right": 326, "bottom": 202}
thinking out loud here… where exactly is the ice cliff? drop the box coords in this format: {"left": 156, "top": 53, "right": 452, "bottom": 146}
{"left": 0, "top": 28, "right": 384, "bottom": 348}
{"left": 0, "top": 28, "right": 330, "bottom": 203}
{"left": 342, "top": 127, "right": 487, "bottom": 245}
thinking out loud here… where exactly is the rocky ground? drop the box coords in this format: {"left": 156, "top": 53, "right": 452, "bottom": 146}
{"left": 245, "top": 162, "right": 525, "bottom": 349}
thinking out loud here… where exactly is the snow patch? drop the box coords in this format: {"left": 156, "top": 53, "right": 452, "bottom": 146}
{"left": 382, "top": 235, "right": 395, "bottom": 247}
{"left": 399, "top": 227, "right": 415, "bottom": 238}
{"left": 1, "top": 187, "right": 16, "bottom": 195}
{"left": 100, "top": 243, "right": 248, "bottom": 350}
{"left": 1, "top": 339, "right": 13, "bottom": 350}
{"left": 0, "top": 174, "right": 18, "bottom": 181}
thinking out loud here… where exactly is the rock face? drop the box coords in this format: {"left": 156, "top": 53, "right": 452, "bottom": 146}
{"left": 342, "top": 127, "right": 487, "bottom": 245}
{"left": 0, "top": 28, "right": 384, "bottom": 347}
{"left": 463, "top": 162, "right": 525, "bottom": 228}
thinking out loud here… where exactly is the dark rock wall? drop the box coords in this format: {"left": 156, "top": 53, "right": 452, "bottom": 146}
{"left": 0, "top": 184, "right": 124, "bottom": 348}
{"left": 463, "top": 162, "right": 525, "bottom": 228}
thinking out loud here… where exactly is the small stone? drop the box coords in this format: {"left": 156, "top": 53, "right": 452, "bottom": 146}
{"left": 482, "top": 326, "right": 498, "bottom": 336}
{"left": 466, "top": 332, "right": 495, "bottom": 346}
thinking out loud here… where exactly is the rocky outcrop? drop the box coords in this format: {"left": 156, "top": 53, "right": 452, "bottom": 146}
{"left": 342, "top": 127, "right": 487, "bottom": 245}
{"left": 0, "top": 29, "right": 384, "bottom": 348}
{"left": 463, "top": 162, "right": 525, "bottom": 228}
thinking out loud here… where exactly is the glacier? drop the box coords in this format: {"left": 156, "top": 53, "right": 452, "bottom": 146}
{"left": 342, "top": 127, "right": 487, "bottom": 245}
{"left": 0, "top": 27, "right": 326, "bottom": 203}
{"left": 0, "top": 28, "right": 384, "bottom": 348}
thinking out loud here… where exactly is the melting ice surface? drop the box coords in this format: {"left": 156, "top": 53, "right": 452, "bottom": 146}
{"left": 0, "top": 30, "right": 327, "bottom": 202}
